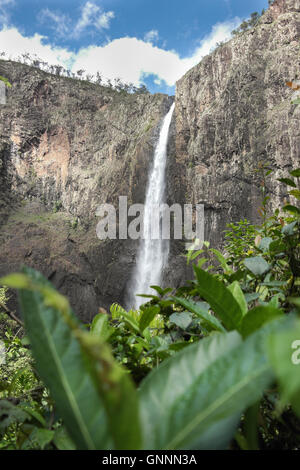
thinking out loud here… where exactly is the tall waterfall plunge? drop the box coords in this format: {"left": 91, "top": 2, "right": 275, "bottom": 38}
{"left": 127, "top": 103, "right": 175, "bottom": 310}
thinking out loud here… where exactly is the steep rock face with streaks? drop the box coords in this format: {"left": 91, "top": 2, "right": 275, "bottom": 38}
{"left": 174, "top": 0, "right": 300, "bottom": 248}
{"left": 0, "top": 59, "right": 174, "bottom": 319}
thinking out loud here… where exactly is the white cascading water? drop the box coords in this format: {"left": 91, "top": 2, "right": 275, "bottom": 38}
{"left": 128, "top": 103, "right": 175, "bottom": 310}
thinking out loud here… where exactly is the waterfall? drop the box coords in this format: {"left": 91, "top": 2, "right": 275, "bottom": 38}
{"left": 128, "top": 102, "right": 175, "bottom": 310}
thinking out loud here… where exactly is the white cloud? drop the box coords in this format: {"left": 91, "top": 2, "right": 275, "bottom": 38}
{"left": 0, "top": 17, "right": 241, "bottom": 87}
{"left": 72, "top": 19, "right": 241, "bottom": 86}
{"left": 154, "top": 77, "right": 162, "bottom": 86}
{"left": 0, "top": 0, "right": 14, "bottom": 26}
{"left": 38, "top": 2, "right": 115, "bottom": 38}
{"left": 38, "top": 8, "right": 70, "bottom": 36}
{"left": 74, "top": 1, "right": 114, "bottom": 37}
{"left": 74, "top": 1, "right": 99, "bottom": 36}
{"left": 0, "top": 27, "right": 73, "bottom": 68}
{"left": 95, "top": 11, "right": 115, "bottom": 30}
{"left": 144, "top": 29, "right": 159, "bottom": 43}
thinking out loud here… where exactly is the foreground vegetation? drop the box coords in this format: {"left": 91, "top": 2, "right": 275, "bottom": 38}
{"left": 0, "top": 166, "right": 299, "bottom": 450}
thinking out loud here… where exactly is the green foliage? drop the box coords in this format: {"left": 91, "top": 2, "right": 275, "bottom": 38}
{"left": 0, "top": 76, "right": 12, "bottom": 88}
{"left": 193, "top": 266, "right": 243, "bottom": 331}
{"left": 0, "top": 286, "right": 8, "bottom": 307}
{"left": 171, "top": 296, "right": 226, "bottom": 332}
{"left": 231, "top": 11, "right": 263, "bottom": 36}
{"left": 0, "top": 312, "right": 70, "bottom": 449}
{"left": 224, "top": 219, "right": 258, "bottom": 267}
{"left": 268, "top": 320, "right": 300, "bottom": 415}
{"left": 53, "top": 201, "right": 63, "bottom": 213}
{"left": 139, "top": 323, "right": 282, "bottom": 450}
{"left": 0, "top": 54, "right": 147, "bottom": 95}
{"left": 241, "top": 306, "right": 283, "bottom": 339}
{"left": 0, "top": 166, "right": 300, "bottom": 450}
{"left": 244, "top": 256, "right": 270, "bottom": 276}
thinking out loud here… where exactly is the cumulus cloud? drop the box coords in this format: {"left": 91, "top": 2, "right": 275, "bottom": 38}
{"left": 38, "top": 1, "right": 115, "bottom": 38}
{"left": 0, "top": 17, "right": 241, "bottom": 87}
{"left": 72, "top": 19, "right": 241, "bottom": 86}
{"left": 0, "top": 27, "right": 73, "bottom": 68}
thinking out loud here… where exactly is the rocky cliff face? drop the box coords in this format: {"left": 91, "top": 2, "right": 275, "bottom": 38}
{"left": 1, "top": 0, "right": 299, "bottom": 320}
{"left": 175, "top": 0, "right": 300, "bottom": 248}
{"left": 0, "top": 60, "right": 175, "bottom": 319}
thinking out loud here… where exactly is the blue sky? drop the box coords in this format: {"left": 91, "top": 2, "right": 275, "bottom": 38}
{"left": 0, "top": 0, "right": 269, "bottom": 93}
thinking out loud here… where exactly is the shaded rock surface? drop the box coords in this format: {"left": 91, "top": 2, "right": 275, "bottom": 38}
{"left": 175, "top": 0, "right": 300, "bottom": 248}
{"left": 0, "top": 60, "right": 177, "bottom": 319}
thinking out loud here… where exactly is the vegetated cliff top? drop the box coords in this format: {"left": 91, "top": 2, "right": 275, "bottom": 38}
{"left": 177, "top": 0, "right": 300, "bottom": 87}
{"left": 0, "top": 57, "right": 172, "bottom": 103}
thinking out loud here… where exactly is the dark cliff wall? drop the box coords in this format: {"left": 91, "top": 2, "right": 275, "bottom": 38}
{"left": 0, "top": 59, "right": 173, "bottom": 319}
{"left": 174, "top": 0, "right": 300, "bottom": 248}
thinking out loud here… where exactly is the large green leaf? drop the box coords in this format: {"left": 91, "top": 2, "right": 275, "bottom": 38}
{"left": 228, "top": 281, "right": 248, "bottom": 317}
{"left": 283, "top": 205, "right": 300, "bottom": 216}
{"left": 139, "top": 327, "right": 276, "bottom": 450}
{"left": 14, "top": 268, "right": 112, "bottom": 450}
{"left": 53, "top": 427, "right": 76, "bottom": 450}
{"left": 278, "top": 178, "right": 297, "bottom": 188}
{"left": 150, "top": 286, "right": 173, "bottom": 297}
{"left": 258, "top": 237, "right": 273, "bottom": 252}
{"left": 92, "top": 344, "right": 141, "bottom": 450}
{"left": 139, "top": 305, "right": 160, "bottom": 333}
{"left": 139, "top": 331, "right": 241, "bottom": 450}
{"left": 289, "top": 169, "right": 300, "bottom": 178}
{"left": 268, "top": 317, "right": 300, "bottom": 416}
{"left": 244, "top": 257, "right": 270, "bottom": 276}
{"left": 210, "top": 248, "right": 233, "bottom": 274}
{"left": 289, "top": 189, "right": 300, "bottom": 200}
{"left": 27, "top": 428, "right": 55, "bottom": 450}
{"left": 282, "top": 221, "right": 297, "bottom": 236}
{"left": 120, "top": 314, "right": 140, "bottom": 333}
{"left": 172, "top": 296, "right": 226, "bottom": 332}
{"left": 241, "top": 306, "right": 283, "bottom": 338}
{"left": 245, "top": 292, "right": 260, "bottom": 303}
{"left": 193, "top": 267, "right": 243, "bottom": 331}
{"left": 169, "top": 312, "right": 192, "bottom": 330}
{"left": 90, "top": 313, "right": 113, "bottom": 341}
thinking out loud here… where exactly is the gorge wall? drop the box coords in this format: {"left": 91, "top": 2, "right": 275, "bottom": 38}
{"left": 175, "top": 0, "right": 300, "bottom": 248}
{"left": 0, "top": 60, "right": 175, "bottom": 319}
{"left": 0, "top": 0, "right": 299, "bottom": 319}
